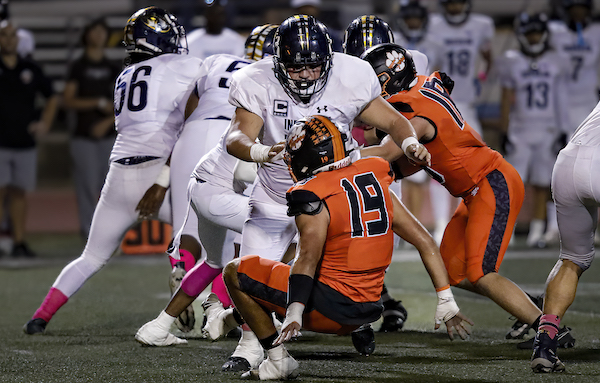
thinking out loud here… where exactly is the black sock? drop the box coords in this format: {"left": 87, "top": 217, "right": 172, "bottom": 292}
{"left": 258, "top": 332, "right": 279, "bottom": 350}
{"left": 232, "top": 308, "right": 245, "bottom": 325}
{"left": 531, "top": 315, "right": 541, "bottom": 331}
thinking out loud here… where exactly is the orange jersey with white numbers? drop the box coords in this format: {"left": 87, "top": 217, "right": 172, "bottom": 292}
{"left": 287, "top": 157, "right": 394, "bottom": 303}
{"left": 388, "top": 72, "right": 504, "bottom": 197}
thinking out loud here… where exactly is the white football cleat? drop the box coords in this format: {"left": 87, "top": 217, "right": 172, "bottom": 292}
{"left": 135, "top": 320, "right": 188, "bottom": 346}
{"left": 169, "top": 262, "right": 195, "bottom": 332}
{"left": 223, "top": 330, "right": 265, "bottom": 372}
{"left": 201, "top": 293, "right": 237, "bottom": 341}
{"left": 241, "top": 345, "right": 299, "bottom": 380}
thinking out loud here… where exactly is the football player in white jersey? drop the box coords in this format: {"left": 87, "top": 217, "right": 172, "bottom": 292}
{"left": 135, "top": 24, "right": 278, "bottom": 347}
{"left": 429, "top": 0, "right": 494, "bottom": 136}
{"left": 394, "top": 1, "right": 443, "bottom": 73}
{"left": 164, "top": 25, "right": 273, "bottom": 334}
{"left": 221, "top": 14, "right": 430, "bottom": 372}
{"left": 530, "top": 100, "right": 600, "bottom": 373}
{"left": 186, "top": 0, "right": 245, "bottom": 60}
{"left": 549, "top": 0, "right": 600, "bottom": 134}
{"left": 498, "top": 13, "right": 570, "bottom": 250}
{"left": 23, "top": 7, "right": 204, "bottom": 335}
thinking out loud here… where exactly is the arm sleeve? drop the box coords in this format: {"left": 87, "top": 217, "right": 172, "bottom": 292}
{"left": 228, "top": 71, "right": 264, "bottom": 114}
{"left": 496, "top": 54, "right": 515, "bottom": 89}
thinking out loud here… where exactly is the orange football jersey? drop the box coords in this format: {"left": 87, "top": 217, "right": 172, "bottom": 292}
{"left": 387, "top": 72, "right": 504, "bottom": 197}
{"left": 287, "top": 157, "right": 394, "bottom": 303}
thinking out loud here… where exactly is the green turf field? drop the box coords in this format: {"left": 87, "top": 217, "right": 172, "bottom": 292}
{"left": 1, "top": 234, "right": 599, "bottom": 382}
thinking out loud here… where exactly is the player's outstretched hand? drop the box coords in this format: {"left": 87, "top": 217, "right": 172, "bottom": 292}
{"left": 405, "top": 142, "right": 431, "bottom": 167}
{"left": 436, "top": 311, "right": 474, "bottom": 341}
{"left": 136, "top": 184, "right": 168, "bottom": 220}
{"left": 273, "top": 301, "right": 304, "bottom": 346}
{"left": 268, "top": 142, "right": 286, "bottom": 162}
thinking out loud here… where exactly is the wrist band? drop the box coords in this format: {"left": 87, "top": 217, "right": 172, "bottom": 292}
{"left": 401, "top": 136, "right": 419, "bottom": 155}
{"left": 288, "top": 274, "right": 314, "bottom": 306}
{"left": 436, "top": 286, "right": 454, "bottom": 301}
{"left": 250, "top": 143, "right": 271, "bottom": 163}
{"left": 155, "top": 164, "right": 170, "bottom": 188}
{"left": 435, "top": 284, "right": 450, "bottom": 293}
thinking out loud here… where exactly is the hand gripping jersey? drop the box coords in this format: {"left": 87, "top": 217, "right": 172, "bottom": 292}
{"left": 386, "top": 72, "right": 504, "bottom": 197}
{"left": 111, "top": 54, "right": 204, "bottom": 161}
{"left": 429, "top": 13, "right": 494, "bottom": 105}
{"left": 229, "top": 52, "right": 381, "bottom": 203}
{"left": 497, "top": 49, "right": 571, "bottom": 139}
{"left": 287, "top": 157, "right": 394, "bottom": 303}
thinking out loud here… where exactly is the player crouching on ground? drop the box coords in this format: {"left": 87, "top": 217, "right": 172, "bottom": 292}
{"left": 212, "top": 116, "right": 473, "bottom": 380}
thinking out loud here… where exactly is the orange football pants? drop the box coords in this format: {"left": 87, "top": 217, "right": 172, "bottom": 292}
{"left": 440, "top": 160, "right": 524, "bottom": 285}
{"left": 237, "top": 255, "right": 360, "bottom": 335}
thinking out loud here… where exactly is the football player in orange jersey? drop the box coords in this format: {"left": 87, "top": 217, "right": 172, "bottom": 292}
{"left": 359, "top": 43, "right": 577, "bottom": 349}
{"left": 213, "top": 116, "right": 472, "bottom": 380}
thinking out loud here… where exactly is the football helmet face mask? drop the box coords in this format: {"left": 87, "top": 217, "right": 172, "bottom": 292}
{"left": 274, "top": 15, "right": 333, "bottom": 104}
{"left": 244, "top": 24, "right": 278, "bottom": 62}
{"left": 515, "top": 13, "right": 549, "bottom": 57}
{"left": 285, "top": 115, "right": 351, "bottom": 182}
{"left": 124, "top": 7, "right": 187, "bottom": 57}
{"left": 360, "top": 43, "right": 417, "bottom": 99}
{"left": 397, "top": 1, "right": 429, "bottom": 43}
{"left": 342, "top": 15, "right": 394, "bottom": 57}
{"left": 439, "top": 0, "right": 471, "bottom": 25}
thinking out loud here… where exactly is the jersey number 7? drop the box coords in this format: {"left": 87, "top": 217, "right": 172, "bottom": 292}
{"left": 419, "top": 77, "right": 465, "bottom": 130}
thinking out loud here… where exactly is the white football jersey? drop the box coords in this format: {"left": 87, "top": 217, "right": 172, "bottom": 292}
{"left": 571, "top": 100, "right": 600, "bottom": 146}
{"left": 497, "top": 49, "right": 570, "bottom": 138}
{"left": 228, "top": 53, "right": 381, "bottom": 203}
{"left": 190, "top": 54, "right": 252, "bottom": 121}
{"left": 549, "top": 21, "right": 600, "bottom": 112}
{"left": 429, "top": 13, "right": 494, "bottom": 104}
{"left": 111, "top": 54, "right": 204, "bottom": 161}
{"left": 394, "top": 31, "right": 443, "bottom": 73}
{"left": 187, "top": 28, "right": 246, "bottom": 60}
{"left": 190, "top": 54, "right": 252, "bottom": 192}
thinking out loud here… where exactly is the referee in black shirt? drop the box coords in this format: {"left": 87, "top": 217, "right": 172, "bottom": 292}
{"left": 0, "top": 20, "right": 57, "bottom": 257}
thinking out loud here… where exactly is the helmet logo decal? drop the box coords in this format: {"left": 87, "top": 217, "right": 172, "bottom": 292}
{"left": 288, "top": 127, "right": 306, "bottom": 151}
{"left": 144, "top": 16, "right": 172, "bottom": 34}
{"left": 385, "top": 50, "right": 406, "bottom": 72}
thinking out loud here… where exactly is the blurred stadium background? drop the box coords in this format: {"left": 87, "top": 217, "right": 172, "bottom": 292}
{"left": 3, "top": 0, "right": 600, "bottom": 239}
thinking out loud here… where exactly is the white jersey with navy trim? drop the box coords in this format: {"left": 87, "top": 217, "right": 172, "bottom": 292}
{"left": 497, "top": 49, "right": 571, "bottom": 139}
{"left": 549, "top": 21, "right": 600, "bottom": 113}
{"left": 111, "top": 54, "right": 204, "bottom": 161}
{"left": 429, "top": 13, "right": 494, "bottom": 105}
{"left": 228, "top": 52, "right": 381, "bottom": 203}
{"left": 190, "top": 54, "right": 252, "bottom": 121}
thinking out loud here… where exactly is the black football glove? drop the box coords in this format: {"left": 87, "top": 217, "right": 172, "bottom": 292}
{"left": 439, "top": 71, "right": 455, "bottom": 95}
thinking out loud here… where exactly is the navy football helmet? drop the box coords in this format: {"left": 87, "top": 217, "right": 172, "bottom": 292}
{"left": 439, "top": 0, "right": 472, "bottom": 25}
{"left": 124, "top": 7, "right": 187, "bottom": 57}
{"left": 342, "top": 15, "right": 394, "bottom": 57}
{"left": 515, "top": 13, "right": 549, "bottom": 57}
{"left": 285, "top": 115, "right": 350, "bottom": 182}
{"left": 244, "top": 24, "right": 278, "bottom": 61}
{"left": 361, "top": 43, "right": 417, "bottom": 99}
{"left": 274, "top": 15, "right": 333, "bottom": 104}
{"left": 397, "top": 1, "right": 429, "bottom": 44}
{"left": 561, "top": 0, "right": 593, "bottom": 29}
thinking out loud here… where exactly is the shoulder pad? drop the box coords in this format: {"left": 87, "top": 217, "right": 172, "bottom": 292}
{"left": 286, "top": 189, "right": 324, "bottom": 217}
